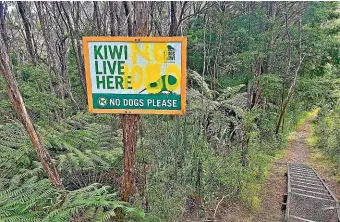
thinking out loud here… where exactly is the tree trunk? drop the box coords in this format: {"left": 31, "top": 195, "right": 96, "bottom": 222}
{"left": 276, "top": 15, "right": 303, "bottom": 134}
{"left": 123, "top": 1, "right": 132, "bottom": 36}
{"left": 212, "top": 32, "right": 222, "bottom": 99}
{"left": 0, "top": 2, "right": 8, "bottom": 48}
{"left": 120, "top": 114, "right": 140, "bottom": 202}
{"left": 263, "top": 2, "right": 276, "bottom": 74}
{"left": 36, "top": 2, "right": 78, "bottom": 117}
{"left": 169, "top": 2, "right": 178, "bottom": 36}
{"left": 109, "top": 2, "right": 116, "bottom": 36}
{"left": 17, "top": 1, "right": 36, "bottom": 65}
{"left": 36, "top": 2, "right": 64, "bottom": 106}
{"left": 0, "top": 27, "right": 63, "bottom": 190}
{"left": 60, "top": 2, "right": 87, "bottom": 98}
{"left": 92, "top": 2, "right": 101, "bottom": 35}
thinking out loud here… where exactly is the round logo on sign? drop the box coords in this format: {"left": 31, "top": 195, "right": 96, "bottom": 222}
{"left": 98, "top": 97, "right": 107, "bottom": 106}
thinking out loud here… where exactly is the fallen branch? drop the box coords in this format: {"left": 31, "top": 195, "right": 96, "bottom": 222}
{"left": 213, "top": 194, "right": 231, "bottom": 221}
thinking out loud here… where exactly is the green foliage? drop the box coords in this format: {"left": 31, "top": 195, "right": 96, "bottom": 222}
{"left": 313, "top": 107, "right": 340, "bottom": 178}
{"left": 0, "top": 178, "right": 142, "bottom": 222}
{"left": 301, "top": 2, "right": 340, "bottom": 77}
{"left": 0, "top": 116, "right": 144, "bottom": 221}
{"left": 14, "top": 64, "right": 65, "bottom": 122}
{"left": 38, "top": 113, "right": 123, "bottom": 189}
{"left": 67, "top": 50, "right": 87, "bottom": 109}
{"left": 0, "top": 77, "right": 12, "bottom": 120}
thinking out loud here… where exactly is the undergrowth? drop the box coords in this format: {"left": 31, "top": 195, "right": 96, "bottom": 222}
{"left": 307, "top": 107, "right": 340, "bottom": 182}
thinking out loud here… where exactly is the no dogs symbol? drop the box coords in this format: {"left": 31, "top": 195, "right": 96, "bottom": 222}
{"left": 98, "top": 97, "right": 107, "bottom": 107}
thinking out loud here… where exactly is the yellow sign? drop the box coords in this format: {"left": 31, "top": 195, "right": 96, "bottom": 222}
{"left": 83, "top": 37, "right": 187, "bottom": 115}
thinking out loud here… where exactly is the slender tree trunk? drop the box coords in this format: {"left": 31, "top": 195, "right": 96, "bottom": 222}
{"left": 54, "top": 3, "right": 78, "bottom": 111}
{"left": 36, "top": 3, "right": 64, "bottom": 107}
{"left": 0, "top": 28, "right": 63, "bottom": 190}
{"left": 0, "top": 2, "right": 8, "bottom": 49}
{"left": 109, "top": 2, "right": 116, "bottom": 36}
{"left": 212, "top": 32, "right": 222, "bottom": 99}
{"left": 276, "top": 15, "right": 303, "bottom": 134}
{"left": 115, "top": 2, "right": 121, "bottom": 36}
{"left": 17, "top": 1, "right": 36, "bottom": 65}
{"left": 169, "top": 2, "right": 178, "bottom": 36}
{"left": 253, "top": 57, "right": 262, "bottom": 107}
{"left": 123, "top": 1, "right": 132, "bottom": 36}
{"left": 47, "top": 56, "right": 60, "bottom": 122}
{"left": 60, "top": 2, "right": 87, "bottom": 98}
{"left": 92, "top": 2, "right": 101, "bottom": 35}
{"left": 37, "top": 2, "right": 77, "bottom": 117}
{"left": 264, "top": 2, "right": 276, "bottom": 74}
{"left": 201, "top": 14, "right": 207, "bottom": 104}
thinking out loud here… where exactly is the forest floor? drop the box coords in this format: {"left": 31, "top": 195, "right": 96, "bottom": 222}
{"left": 252, "top": 110, "right": 340, "bottom": 222}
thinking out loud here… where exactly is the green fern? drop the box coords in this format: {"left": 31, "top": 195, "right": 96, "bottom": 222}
{"left": 0, "top": 179, "right": 142, "bottom": 222}
{"left": 0, "top": 117, "right": 143, "bottom": 222}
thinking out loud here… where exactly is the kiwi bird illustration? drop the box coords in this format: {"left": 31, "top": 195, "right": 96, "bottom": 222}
{"left": 139, "top": 75, "right": 177, "bottom": 94}
{"left": 167, "top": 45, "right": 176, "bottom": 51}
{"left": 166, "top": 45, "right": 176, "bottom": 61}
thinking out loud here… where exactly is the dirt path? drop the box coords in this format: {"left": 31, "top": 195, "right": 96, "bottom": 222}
{"left": 253, "top": 117, "right": 315, "bottom": 222}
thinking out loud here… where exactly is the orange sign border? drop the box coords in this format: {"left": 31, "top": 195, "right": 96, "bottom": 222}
{"left": 83, "top": 36, "right": 187, "bottom": 115}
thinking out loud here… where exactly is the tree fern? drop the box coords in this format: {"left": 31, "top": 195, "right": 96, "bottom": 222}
{"left": 0, "top": 116, "right": 143, "bottom": 222}
{"left": 0, "top": 179, "right": 142, "bottom": 222}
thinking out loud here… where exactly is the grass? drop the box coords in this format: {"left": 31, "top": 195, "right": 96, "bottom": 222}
{"left": 306, "top": 117, "right": 340, "bottom": 183}
{"left": 296, "top": 108, "right": 320, "bottom": 128}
